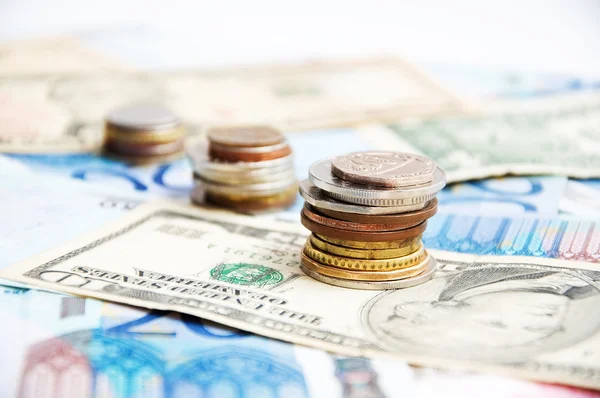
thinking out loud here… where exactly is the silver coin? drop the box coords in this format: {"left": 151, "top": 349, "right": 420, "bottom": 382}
{"left": 188, "top": 144, "right": 294, "bottom": 171}
{"left": 106, "top": 103, "right": 181, "bottom": 131}
{"left": 300, "top": 256, "right": 437, "bottom": 290}
{"left": 195, "top": 168, "right": 296, "bottom": 186}
{"left": 196, "top": 162, "right": 293, "bottom": 181}
{"left": 309, "top": 159, "right": 445, "bottom": 205}
{"left": 197, "top": 177, "right": 298, "bottom": 196}
{"left": 210, "top": 140, "right": 290, "bottom": 154}
{"left": 331, "top": 151, "right": 437, "bottom": 187}
{"left": 299, "top": 179, "right": 429, "bottom": 215}
{"left": 324, "top": 191, "right": 437, "bottom": 207}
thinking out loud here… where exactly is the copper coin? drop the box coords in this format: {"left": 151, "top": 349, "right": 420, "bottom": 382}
{"left": 301, "top": 210, "right": 427, "bottom": 242}
{"left": 104, "top": 137, "right": 185, "bottom": 156}
{"left": 207, "top": 125, "right": 284, "bottom": 147}
{"left": 303, "top": 204, "right": 421, "bottom": 232}
{"left": 209, "top": 142, "right": 292, "bottom": 162}
{"left": 316, "top": 198, "right": 438, "bottom": 224}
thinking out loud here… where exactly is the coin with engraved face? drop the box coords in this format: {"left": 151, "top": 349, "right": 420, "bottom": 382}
{"left": 331, "top": 151, "right": 437, "bottom": 187}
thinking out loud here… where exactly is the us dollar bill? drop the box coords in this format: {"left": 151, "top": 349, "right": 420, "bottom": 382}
{"left": 2, "top": 203, "right": 600, "bottom": 390}
{"left": 359, "top": 91, "right": 600, "bottom": 182}
{"left": 0, "top": 58, "right": 464, "bottom": 153}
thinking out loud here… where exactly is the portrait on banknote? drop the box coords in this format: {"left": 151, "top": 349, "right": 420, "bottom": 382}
{"left": 364, "top": 262, "right": 600, "bottom": 361}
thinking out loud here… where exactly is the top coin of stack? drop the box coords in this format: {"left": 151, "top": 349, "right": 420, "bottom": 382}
{"left": 103, "top": 103, "right": 186, "bottom": 164}
{"left": 190, "top": 125, "right": 298, "bottom": 213}
{"left": 298, "top": 151, "right": 445, "bottom": 290}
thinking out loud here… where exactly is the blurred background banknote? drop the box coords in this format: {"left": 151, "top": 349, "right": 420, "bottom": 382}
{"left": 0, "top": 41, "right": 463, "bottom": 153}
{"left": 1, "top": 25, "right": 600, "bottom": 398}
{"left": 0, "top": 37, "right": 126, "bottom": 76}
{"left": 359, "top": 91, "right": 600, "bottom": 182}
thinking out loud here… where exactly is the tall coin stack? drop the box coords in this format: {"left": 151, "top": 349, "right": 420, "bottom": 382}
{"left": 104, "top": 103, "right": 185, "bottom": 164}
{"left": 190, "top": 126, "right": 298, "bottom": 213}
{"left": 298, "top": 151, "right": 445, "bottom": 290}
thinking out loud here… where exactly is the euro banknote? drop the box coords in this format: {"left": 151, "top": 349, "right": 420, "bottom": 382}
{"left": 0, "top": 284, "right": 416, "bottom": 398}
{"left": 560, "top": 180, "right": 600, "bottom": 216}
{"left": 359, "top": 90, "right": 600, "bottom": 182}
{"left": 2, "top": 202, "right": 600, "bottom": 389}
{"left": 5, "top": 128, "right": 569, "bottom": 217}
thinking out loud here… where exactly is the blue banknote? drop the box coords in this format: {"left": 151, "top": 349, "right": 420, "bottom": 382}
{"left": 0, "top": 284, "right": 412, "bottom": 398}
{"left": 0, "top": 174, "right": 135, "bottom": 271}
{"left": 5, "top": 126, "right": 571, "bottom": 238}
{"left": 436, "top": 176, "right": 566, "bottom": 216}
{"left": 4, "top": 153, "right": 193, "bottom": 199}
{"left": 5, "top": 127, "right": 567, "bottom": 218}
{"left": 559, "top": 178, "right": 600, "bottom": 216}
{"left": 422, "top": 63, "right": 600, "bottom": 99}
{"left": 424, "top": 212, "right": 600, "bottom": 262}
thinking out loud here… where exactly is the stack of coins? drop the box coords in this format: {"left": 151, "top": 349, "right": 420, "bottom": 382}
{"left": 190, "top": 125, "right": 298, "bottom": 213}
{"left": 103, "top": 103, "right": 185, "bottom": 164}
{"left": 298, "top": 151, "right": 445, "bottom": 290}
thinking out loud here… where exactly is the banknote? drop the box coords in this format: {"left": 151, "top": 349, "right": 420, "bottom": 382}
{"left": 0, "top": 173, "right": 137, "bottom": 272}
{"left": 0, "top": 284, "right": 419, "bottom": 398}
{"left": 412, "top": 368, "right": 600, "bottom": 398}
{"left": 423, "top": 63, "right": 600, "bottom": 100}
{"left": 6, "top": 128, "right": 567, "bottom": 219}
{"left": 2, "top": 202, "right": 600, "bottom": 389}
{"left": 560, "top": 180, "right": 600, "bottom": 216}
{"left": 359, "top": 90, "right": 600, "bottom": 182}
{"left": 424, "top": 212, "right": 600, "bottom": 262}
{"left": 436, "top": 176, "right": 567, "bottom": 216}
{"left": 0, "top": 37, "right": 125, "bottom": 76}
{"left": 4, "top": 284, "right": 596, "bottom": 398}
{"left": 0, "top": 58, "right": 464, "bottom": 152}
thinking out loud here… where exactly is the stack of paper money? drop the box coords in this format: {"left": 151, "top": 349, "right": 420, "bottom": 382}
{"left": 1, "top": 37, "right": 600, "bottom": 398}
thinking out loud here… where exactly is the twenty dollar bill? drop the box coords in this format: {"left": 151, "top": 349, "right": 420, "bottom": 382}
{"left": 2, "top": 203, "right": 600, "bottom": 389}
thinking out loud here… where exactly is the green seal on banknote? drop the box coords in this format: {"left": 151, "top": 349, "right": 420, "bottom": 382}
{"left": 210, "top": 263, "right": 283, "bottom": 287}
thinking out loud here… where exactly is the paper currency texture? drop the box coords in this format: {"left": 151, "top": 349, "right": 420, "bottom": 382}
{"left": 0, "top": 58, "right": 463, "bottom": 152}
{"left": 359, "top": 91, "right": 600, "bottom": 182}
{"left": 2, "top": 203, "right": 600, "bottom": 389}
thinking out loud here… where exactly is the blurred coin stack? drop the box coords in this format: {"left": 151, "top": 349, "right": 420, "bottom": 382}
{"left": 103, "top": 103, "right": 185, "bottom": 164}
{"left": 299, "top": 151, "right": 445, "bottom": 290}
{"left": 190, "top": 126, "right": 298, "bottom": 213}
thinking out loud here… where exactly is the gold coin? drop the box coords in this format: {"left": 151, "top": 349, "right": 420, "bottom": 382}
{"left": 316, "top": 234, "right": 422, "bottom": 250}
{"left": 192, "top": 183, "right": 298, "bottom": 212}
{"left": 303, "top": 239, "right": 426, "bottom": 271}
{"left": 309, "top": 234, "right": 420, "bottom": 259}
{"left": 300, "top": 251, "right": 430, "bottom": 281}
{"left": 103, "top": 150, "right": 184, "bottom": 166}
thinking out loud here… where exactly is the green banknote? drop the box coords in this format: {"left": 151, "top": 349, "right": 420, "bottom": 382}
{"left": 359, "top": 91, "right": 600, "bottom": 183}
